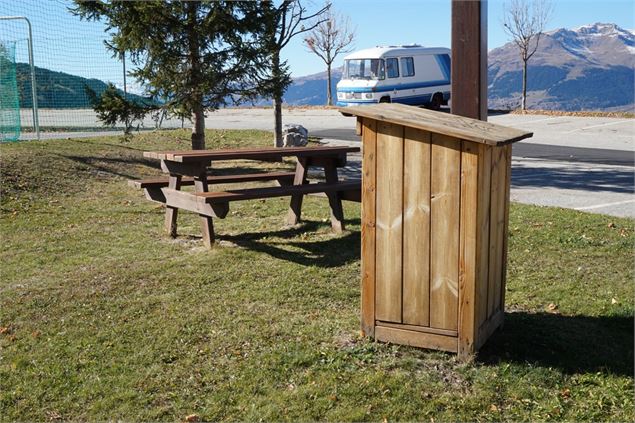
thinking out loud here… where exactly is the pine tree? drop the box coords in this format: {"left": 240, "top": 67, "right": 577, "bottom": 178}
{"left": 73, "top": 1, "right": 273, "bottom": 149}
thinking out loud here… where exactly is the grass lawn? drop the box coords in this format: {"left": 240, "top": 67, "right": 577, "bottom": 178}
{"left": 1, "top": 130, "right": 633, "bottom": 421}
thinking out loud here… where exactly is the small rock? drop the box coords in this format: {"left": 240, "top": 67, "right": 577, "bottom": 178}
{"left": 282, "top": 124, "right": 308, "bottom": 147}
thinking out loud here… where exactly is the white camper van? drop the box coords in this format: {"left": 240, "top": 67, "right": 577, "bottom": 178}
{"left": 336, "top": 45, "right": 451, "bottom": 110}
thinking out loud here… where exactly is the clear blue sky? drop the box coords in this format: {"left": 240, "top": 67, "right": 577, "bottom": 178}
{"left": 1, "top": 0, "right": 633, "bottom": 88}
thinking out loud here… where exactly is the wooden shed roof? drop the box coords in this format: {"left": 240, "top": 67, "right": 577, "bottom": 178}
{"left": 339, "top": 103, "right": 533, "bottom": 146}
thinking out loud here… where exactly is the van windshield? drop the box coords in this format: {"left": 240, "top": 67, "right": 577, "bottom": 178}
{"left": 345, "top": 59, "right": 384, "bottom": 80}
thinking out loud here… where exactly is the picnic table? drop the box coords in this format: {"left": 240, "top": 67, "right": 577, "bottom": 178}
{"left": 130, "top": 146, "right": 361, "bottom": 247}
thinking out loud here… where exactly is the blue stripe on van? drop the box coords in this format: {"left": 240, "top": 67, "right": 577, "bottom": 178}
{"left": 392, "top": 94, "right": 433, "bottom": 105}
{"left": 337, "top": 79, "right": 450, "bottom": 94}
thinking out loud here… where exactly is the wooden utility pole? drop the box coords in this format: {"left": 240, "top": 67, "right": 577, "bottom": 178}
{"left": 451, "top": 0, "right": 488, "bottom": 121}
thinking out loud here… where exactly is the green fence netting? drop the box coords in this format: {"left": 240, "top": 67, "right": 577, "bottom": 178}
{"left": 0, "top": 41, "right": 21, "bottom": 142}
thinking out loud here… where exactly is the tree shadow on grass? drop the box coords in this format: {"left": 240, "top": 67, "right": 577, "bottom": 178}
{"left": 218, "top": 220, "right": 361, "bottom": 268}
{"left": 478, "top": 311, "right": 634, "bottom": 377}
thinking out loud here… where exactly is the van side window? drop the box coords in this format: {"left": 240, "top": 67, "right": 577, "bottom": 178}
{"left": 386, "top": 58, "right": 399, "bottom": 78}
{"left": 401, "top": 57, "right": 415, "bottom": 77}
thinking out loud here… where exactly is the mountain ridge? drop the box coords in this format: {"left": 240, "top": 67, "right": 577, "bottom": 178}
{"left": 285, "top": 22, "right": 634, "bottom": 111}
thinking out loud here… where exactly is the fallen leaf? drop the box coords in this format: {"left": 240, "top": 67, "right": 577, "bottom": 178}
{"left": 611, "top": 298, "right": 619, "bottom": 305}
{"left": 0, "top": 326, "right": 11, "bottom": 335}
{"left": 547, "top": 303, "right": 558, "bottom": 312}
{"left": 490, "top": 404, "right": 499, "bottom": 412}
{"left": 561, "top": 388, "right": 571, "bottom": 399}
{"left": 607, "top": 222, "right": 616, "bottom": 228}
{"left": 184, "top": 415, "right": 200, "bottom": 423}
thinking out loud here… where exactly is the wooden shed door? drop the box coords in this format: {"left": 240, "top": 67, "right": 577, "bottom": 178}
{"left": 373, "top": 122, "right": 460, "bottom": 331}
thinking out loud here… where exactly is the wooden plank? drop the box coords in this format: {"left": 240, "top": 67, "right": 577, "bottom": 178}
{"left": 375, "top": 321, "right": 457, "bottom": 337}
{"left": 375, "top": 325, "right": 458, "bottom": 353}
{"left": 337, "top": 104, "right": 533, "bottom": 147}
{"left": 199, "top": 181, "right": 360, "bottom": 203}
{"left": 451, "top": 0, "right": 488, "bottom": 121}
{"left": 356, "top": 117, "right": 363, "bottom": 136}
{"left": 476, "top": 309, "right": 504, "bottom": 350}
{"left": 286, "top": 158, "right": 309, "bottom": 225}
{"left": 145, "top": 146, "right": 360, "bottom": 163}
{"left": 161, "top": 188, "right": 228, "bottom": 218}
{"left": 488, "top": 147, "right": 506, "bottom": 317}
{"left": 324, "top": 160, "right": 345, "bottom": 233}
{"left": 500, "top": 145, "right": 513, "bottom": 314}
{"left": 477, "top": 145, "right": 492, "bottom": 327}
{"left": 361, "top": 118, "right": 377, "bottom": 337}
{"left": 457, "top": 140, "right": 479, "bottom": 357}
{"left": 402, "top": 127, "right": 431, "bottom": 327}
{"left": 430, "top": 133, "right": 461, "bottom": 331}
{"left": 194, "top": 176, "right": 215, "bottom": 248}
{"left": 128, "top": 171, "right": 296, "bottom": 189}
{"left": 164, "top": 175, "right": 182, "bottom": 237}
{"left": 374, "top": 121, "right": 404, "bottom": 323}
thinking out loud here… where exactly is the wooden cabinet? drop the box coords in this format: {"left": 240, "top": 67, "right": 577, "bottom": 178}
{"left": 344, "top": 104, "right": 532, "bottom": 357}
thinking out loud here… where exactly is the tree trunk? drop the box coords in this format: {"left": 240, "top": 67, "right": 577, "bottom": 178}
{"left": 191, "top": 105, "right": 205, "bottom": 150}
{"left": 521, "top": 58, "right": 528, "bottom": 111}
{"left": 272, "top": 52, "right": 284, "bottom": 147}
{"left": 326, "top": 63, "right": 333, "bottom": 106}
{"left": 186, "top": 1, "right": 205, "bottom": 150}
{"left": 273, "top": 96, "right": 283, "bottom": 147}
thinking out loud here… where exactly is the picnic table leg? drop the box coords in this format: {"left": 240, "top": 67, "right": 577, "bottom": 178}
{"left": 194, "top": 175, "right": 215, "bottom": 248}
{"left": 164, "top": 174, "right": 182, "bottom": 237}
{"left": 287, "top": 157, "right": 308, "bottom": 225}
{"left": 324, "top": 161, "right": 345, "bottom": 233}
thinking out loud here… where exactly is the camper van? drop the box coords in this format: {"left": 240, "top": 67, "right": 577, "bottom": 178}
{"left": 336, "top": 45, "right": 451, "bottom": 110}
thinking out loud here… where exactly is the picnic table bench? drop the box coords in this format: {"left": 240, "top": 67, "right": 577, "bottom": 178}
{"left": 130, "top": 146, "right": 361, "bottom": 248}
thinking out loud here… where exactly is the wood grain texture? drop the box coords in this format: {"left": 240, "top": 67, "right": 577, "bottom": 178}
{"left": 194, "top": 176, "right": 215, "bottom": 248}
{"left": 476, "top": 309, "right": 504, "bottom": 349}
{"left": 375, "top": 321, "right": 457, "bottom": 337}
{"left": 129, "top": 172, "right": 296, "bottom": 189}
{"left": 402, "top": 127, "right": 431, "bottom": 327}
{"left": 375, "top": 325, "right": 458, "bottom": 353}
{"left": 458, "top": 140, "right": 479, "bottom": 357}
{"left": 477, "top": 145, "right": 492, "bottom": 327}
{"left": 324, "top": 161, "right": 345, "bottom": 232}
{"left": 337, "top": 104, "right": 533, "bottom": 146}
{"left": 164, "top": 175, "right": 182, "bottom": 237}
{"left": 488, "top": 147, "right": 506, "bottom": 317}
{"left": 430, "top": 133, "right": 461, "bottom": 331}
{"left": 144, "top": 146, "right": 360, "bottom": 163}
{"left": 287, "top": 158, "right": 308, "bottom": 225}
{"left": 375, "top": 121, "right": 404, "bottom": 323}
{"left": 361, "top": 118, "right": 377, "bottom": 337}
{"left": 499, "top": 144, "right": 513, "bottom": 314}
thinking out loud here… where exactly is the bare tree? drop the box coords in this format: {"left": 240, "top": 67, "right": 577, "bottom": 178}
{"left": 265, "top": 1, "right": 330, "bottom": 147}
{"left": 503, "top": 0, "right": 552, "bottom": 110}
{"left": 304, "top": 3, "right": 355, "bottom": 106}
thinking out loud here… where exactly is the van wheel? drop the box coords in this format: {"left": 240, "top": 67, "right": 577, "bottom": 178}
{"left": 379, "top": 96, "right": 391, "bottom": 103}
{"left": 429, "top": 93, "right": 443, "bottom": 111}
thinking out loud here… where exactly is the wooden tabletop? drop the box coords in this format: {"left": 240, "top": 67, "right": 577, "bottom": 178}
{"left": 339, "top": 103, "right": 533, "bottom": 146}
{"left": 144, "top": 146, "right": 360, "bottom": 163}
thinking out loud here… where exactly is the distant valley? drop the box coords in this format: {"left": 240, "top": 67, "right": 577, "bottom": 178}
{"left": 12, "top": 22, "right": 634, "bottom": 112}
{"left": 284, "top": 22, "right": 635, "bottom": 112}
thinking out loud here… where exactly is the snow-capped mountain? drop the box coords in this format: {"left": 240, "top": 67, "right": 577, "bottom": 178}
{"left": 281, "top": 23, "right": 634, "bottom": 111}
{"left": 488, "top": 22, "right": 635, "bottom": 111}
